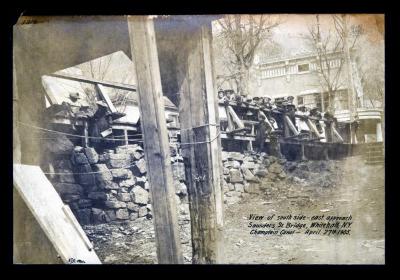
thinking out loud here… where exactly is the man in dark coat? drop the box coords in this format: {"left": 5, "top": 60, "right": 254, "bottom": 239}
{"left": 255, "top": 114, "right": 271, "bottom": 153}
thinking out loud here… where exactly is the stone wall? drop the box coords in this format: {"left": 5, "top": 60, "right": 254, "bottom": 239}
{"left": 221, "top": 151, "right": 288, "bottom": 205}
{"left": 49, "top": 144, "right": 189, "bottom": 225}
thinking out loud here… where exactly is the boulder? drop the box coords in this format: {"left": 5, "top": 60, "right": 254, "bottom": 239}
{"left": 107, "top": 153, "right": 131, "bottom": 169}
{"left": 115, "top": 208, "right": 129, "bottom": 220}
{"left": 259, "top": 181, "right": 275, "bottom": 190}
{"left": 75, "top": 164, "right": 96, "bottom": 186}
{"left": 118, "top": 192, "right": 132, "bottom": 202}
{"left": 57, "top": 171, "right": 76, "bottom": 184}
{"left": 106, "top": 210, "right": 117, "bottom": 221}
{"left": 54, "top": 183, "right": 83, "bottom": 196}
{"left": 129, "top": 212, "right": 139, "bottom": 221}
{"left": 244, "top": 184, "right": 260, "bottom": 194}
{"left": 269, "top": 162, "right": 283, "bottom": 174}
{"left": 135, "top": 176, "right": 147, "bottom": 187}
{"left": 278, "top": 171, "right": 287, "bottom": 179}
{"left": 172, "top": 162, "right": 185, "bottom": 181}
{"left": 78, "top": 199, "right": 92, "bottom": 208}
{"left": 138, "top": 206, "right": 148, "bottom": 217}
{"left": 127, "top": 202, "right": 140, "bottom": 212}
{"left": 132, "top": 158, "right": 147, "bottom": 175}
{"left": 241, "top": 167, "right": 260, "bottom": 183}
{"left": 227, "top": 183, "right": 235, "bottom": 191}
{"left": 94, "top": 164, "right": 113, "bottom": 182}
{"left": 130, "top": 186, "right": 149, "bottom": 205}
{"left": 229, "top": 169, "right": 243, "bottom": 183}
{"left": 223, "top": 168, "right": 230, "bottom": 175}
{"left": 92, "top": 208, "right": 108, "bottom": 223}
{"left": 98, "top": 153, "right": 110, "bottom": 163}
{"left": 72, "top": 152, "right": 89, "bottom": 165}
{"left": 175, "top": 182, "right": 188, "bottom": 196}
{"left": 119, "top": 177, "right": 136, "bottom": 188}
{"left": 227, "top": 152, "right": 244, "bottom": 162}
{"left": 88, "top": 192, "right": 108, "bottom": 201}
{"left": 104, "top": 200, "right": 127, "bottom": 209}
{"left": 254, "top": 168, "right": 268, "bottom": 177}
{"left": 84, "top": 147, "right": 99, "bottom": 164}
{"left": 110, "top": 168, "right": 132, "bottom": 179}
{"left": 241, "top": 161, "right": 257, "bottom": 170}
{"left": 77, "top": 208, "right": 92, "bottom": 225}
{"left": 234, "top": 183, "right": 245, "bottom": 193}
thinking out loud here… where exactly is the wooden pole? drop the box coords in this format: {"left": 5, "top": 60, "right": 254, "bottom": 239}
{"left": 127, "top": 15, "right": 183, "bottom": 264}
{"left": 177, "top": 23, "right": 224, "bottom": 264}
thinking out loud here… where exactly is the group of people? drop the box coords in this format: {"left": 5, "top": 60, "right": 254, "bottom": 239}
{"left": 218, "top": 89, "right": 344, "bottom": 153}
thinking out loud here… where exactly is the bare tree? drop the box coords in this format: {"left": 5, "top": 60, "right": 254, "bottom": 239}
{"left": 215, "top": 15, "right": 281, "bottom": 96}
{"left": 303, "top": 14, "right": 363, "bottom": 114}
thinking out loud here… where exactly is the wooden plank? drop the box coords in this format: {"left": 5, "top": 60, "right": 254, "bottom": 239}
{"left": 13, "top": 164, "right": 101, "bottom": 264}
{"left": 96, "top": 84, "right": 117, "bottom": 113}
{"left": 127, "top": 16, "right": 183, "bottom": 264}
{"left": 177, "top": 22, "right": 224, "bottom": 264}
{"left": 284, "top": 115, "right": 300, "bottom": 136}
{"left": 49, "top": 73, "right": 137, "bottom": 92}
{"left": 227, "top": 105, "right": 245, "bottom": 129}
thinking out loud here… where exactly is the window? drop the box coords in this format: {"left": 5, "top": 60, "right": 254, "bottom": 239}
{"left": 298, "top": 63, "right": 310, "bottom": 73}
{"left": 297, "top": 96, "right": 304, "bottom": 105}
{"left": 261, "top": 66, "right": 286, "bottom": 79}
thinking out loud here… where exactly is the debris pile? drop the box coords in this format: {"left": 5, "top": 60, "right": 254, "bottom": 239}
{"left": 222, "top": 151, "right": 343, "bottom": 205}
{"left": 50, "top": 144, "right": 190, "bottom": 225}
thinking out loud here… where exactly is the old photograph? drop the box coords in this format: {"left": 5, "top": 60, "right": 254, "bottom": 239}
{"left": 12, "top": 14, "right": 384, "bottom": 264}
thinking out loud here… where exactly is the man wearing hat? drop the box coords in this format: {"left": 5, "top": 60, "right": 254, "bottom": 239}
{"left": 255, "top": 113, "right": 272, "bottom": 154}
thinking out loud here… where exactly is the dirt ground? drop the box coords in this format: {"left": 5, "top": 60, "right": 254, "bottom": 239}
{"left": 84, "top": 155, "right": 385, "bottom": 264}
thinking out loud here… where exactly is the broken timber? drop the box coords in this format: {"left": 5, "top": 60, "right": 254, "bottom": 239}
{"left": 127, "top": 16, "right": 183, "bottom": 264}
{"left": 176, "top": 21, "right": 224, "bottom": 264}
{"left": 13, "top": 164, "right": 101, "bottom": 264}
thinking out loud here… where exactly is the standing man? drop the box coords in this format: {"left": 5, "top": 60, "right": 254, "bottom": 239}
{"left": 255, "top": 113, "right": 272, "bottom": 154}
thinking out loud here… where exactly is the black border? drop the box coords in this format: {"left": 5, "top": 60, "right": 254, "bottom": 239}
{"left": 1, "top": 0, "right": 398, "bottom": 276}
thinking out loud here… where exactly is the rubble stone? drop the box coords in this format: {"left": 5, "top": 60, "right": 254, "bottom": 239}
{"left": 254, "top": 168, "right": 268, "bottom": 177}
{"left": 118, "top": 193, "right": 131, "bottom": 202}
{"left": 175, "top": 182, "right": 188, "bottom": 196}
{"left": 92, "top": 208, "right": 107, "bottom": 223}
{"left": 54, "top": 183, "right": 83, "bottom": 196}
{"left": 138, "top": 206, "right": 148, "bottom": 217}
{"left": 72, "top": 152, "right": 89, "bottom": 165}
{"left": 235, "top": 183, "right": 245, "bottom": 192}
{"left": 104, "top": 200, "right": 127, "bottom": 209}
{"left": 76, "top": 164, "right": 96, "bottom": 186}
{"left": 229, "top": 169, "right": 243, "bottom": 183}
{"left": 88, "top": 192, "right": 108, "bottom": 201}
{"left": 129, "top": 212, "right": 139, "bottom": 221}
{"left": 133, "top": 158, "right": 147, "bottom": 175}
{"left": 127, "top": 202, "right": 140, "bottom": 212}
{"left": 172, "top": 162, "right": 185, "bottom": 181}
{"left": 269, "top": 162, "right": 283, "bottom": 174}
{"left": 228, "top": 152, "right": 244, "bottom": 162}
{"left": 241, "top": 167, "right": 260, "bottom": 183}
{"left": 84, "top": 147, "right": 99, "bottom": 164}
{"left": 130, "top": 186, "right": 149, "bottom": 205}
{"left": 77, "top": 208, "right": 91, "bottom": 225}
{"left": 115, "top": 208, "right": 129, "bottom": 220}
{"left": 110, "top": 168, "right": 132, "bottom": 179}
{"left": 108, "top": 153, "right": 131, "bottom": 168}
{"left": 106, "top": 210, "right": 117, "bottom": 221}
{"left": 119, "top": 177, "right": 136, "bottom": 188}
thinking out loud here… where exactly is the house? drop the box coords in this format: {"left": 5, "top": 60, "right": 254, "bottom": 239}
{"left": 252, "top": 50, "right": 383, "bottom": 143}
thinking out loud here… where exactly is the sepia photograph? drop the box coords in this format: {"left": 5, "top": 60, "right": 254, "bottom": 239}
{"left": 12, "top": 13, "right": 385, "bottom": 264}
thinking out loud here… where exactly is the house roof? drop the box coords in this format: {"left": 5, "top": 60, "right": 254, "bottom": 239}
{"left": 41, "top": 51, "right": 177, "bottom": 118}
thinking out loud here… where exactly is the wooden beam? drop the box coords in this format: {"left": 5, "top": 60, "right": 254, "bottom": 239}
{"left": 177, "top": 23, "right": 224, "bottom": 264}
{"left": 284, "top": 115, "right": 300, "bottom": 136}
{"left": 127, "top": 16, "right": 183, "bottom": 264}
{"left": 96, "top": 84, "right": 117, "bottom": 113}
{"left": 227, "top": 105, "right": 245, "bottom": 129}
{"left": 49, "top": 73, "right": 137, "bottom": 92}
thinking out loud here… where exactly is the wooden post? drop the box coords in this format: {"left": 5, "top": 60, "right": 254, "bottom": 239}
{"left": 124, "top": 129, "right": 129, "bottom": 146}
{"left": 82, "top": 119, "right": 89, "bottom": 147}
{"left": 177, "top": 23, "right": 224, "bottom": 263}
{"left": 127, "top": 16, "right": 183, "bottom": 264}
{"left": 300, "top": 144, "right": 307, "bottom": 161}
{"left": 283, "top": 114, "right": 291, "bottom": 137}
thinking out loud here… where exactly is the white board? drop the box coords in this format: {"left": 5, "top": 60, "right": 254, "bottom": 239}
{"left": 13, "top": 164, "right": 101, "bottom": 264}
